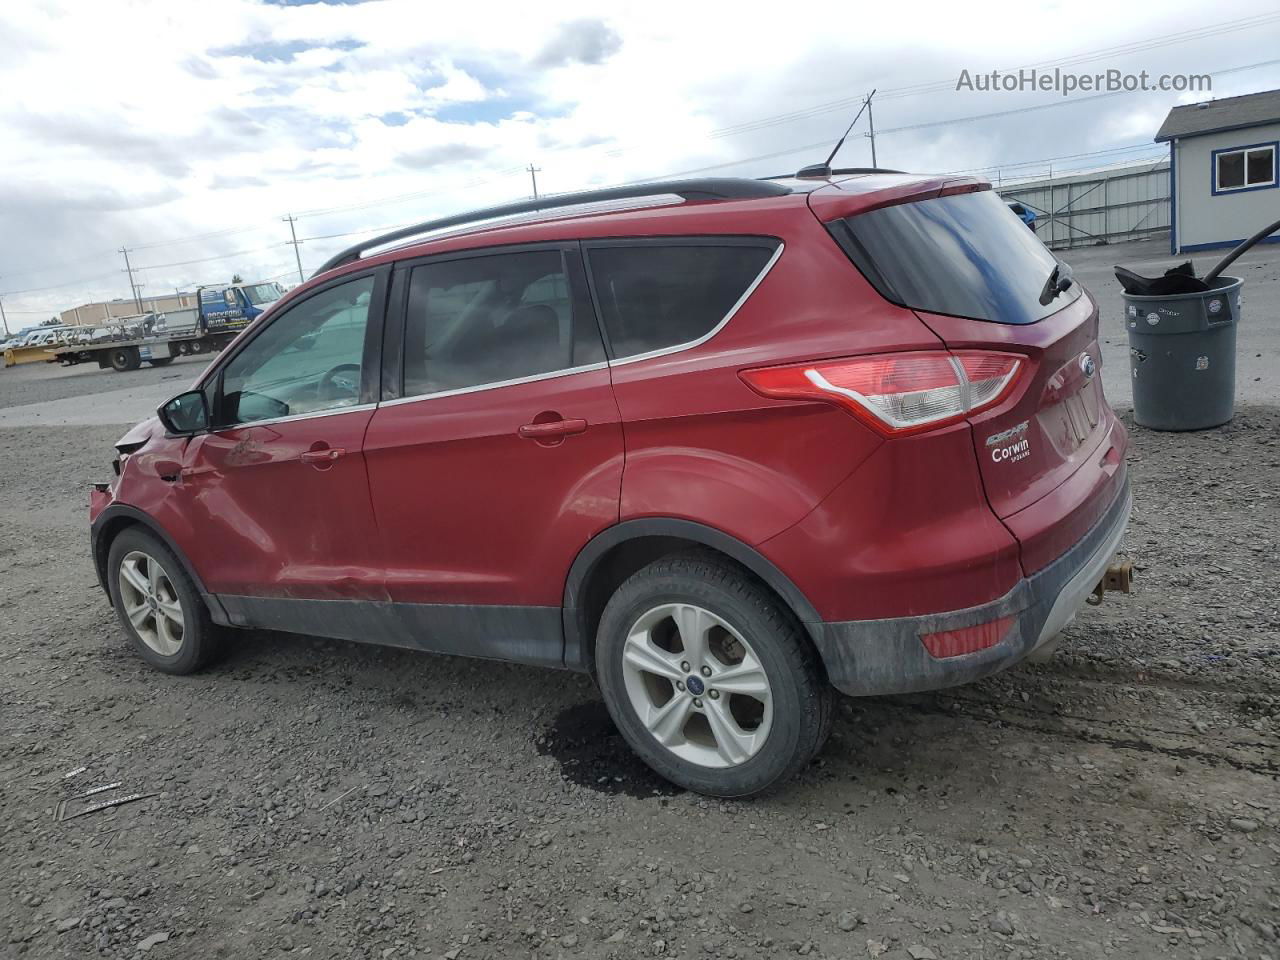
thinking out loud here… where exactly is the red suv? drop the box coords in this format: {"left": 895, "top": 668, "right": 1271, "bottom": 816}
{"left": 90, "top": 170, "right": 1130, "bottom": 797}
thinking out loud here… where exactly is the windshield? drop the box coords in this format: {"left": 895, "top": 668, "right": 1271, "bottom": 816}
{"left": 241, "top": 282, "right": 285, "bottom": 305}
{"left": 829, "top": 189, "right": 1081, "bottom": 325}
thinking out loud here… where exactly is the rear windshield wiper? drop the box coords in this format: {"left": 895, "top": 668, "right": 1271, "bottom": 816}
{"left": 1039, "top": 260, "right": 1074, "bottom": 306}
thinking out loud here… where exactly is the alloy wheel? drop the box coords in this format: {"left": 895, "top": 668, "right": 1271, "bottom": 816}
{"left": 620, "top": 603, "right": 773, "bottom": 768}
{"left": 118, "top": 550, "right": 185, "bottom": 656}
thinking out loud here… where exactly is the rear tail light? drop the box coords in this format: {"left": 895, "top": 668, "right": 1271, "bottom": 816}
{"left": 920, "top": 616, "right": 1015, "bottom": 659}
{"left": 740, "top": 350, "right": 1023, "bottom": 436}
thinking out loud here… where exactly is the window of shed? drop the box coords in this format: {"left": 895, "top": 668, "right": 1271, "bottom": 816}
{"left": 1215, "top": 145, "right": 1276, "bottom": 191}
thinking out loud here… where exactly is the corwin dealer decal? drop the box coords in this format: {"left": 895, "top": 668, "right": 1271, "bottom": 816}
{"left": 986, "top": 421, "right": 1031, "bottom": 464}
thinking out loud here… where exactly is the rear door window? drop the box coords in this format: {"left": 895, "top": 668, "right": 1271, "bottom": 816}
{"left": 402, "top": 249, "right": 604, "bottom": 398}
{"left": 585, "top": 241, "right": 779, "bottom": 359}
{"left": 828, "top": 189, "right": 1081, "bottom": 325}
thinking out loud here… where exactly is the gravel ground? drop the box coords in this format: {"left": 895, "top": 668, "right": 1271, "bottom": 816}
{"left": 1, "top": 239, "right": 1277, "bottom": 959}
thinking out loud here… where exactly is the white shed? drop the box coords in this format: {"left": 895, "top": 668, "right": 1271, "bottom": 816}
{"left": 1156, "top": 89, "right": 1280, "bottom": 254}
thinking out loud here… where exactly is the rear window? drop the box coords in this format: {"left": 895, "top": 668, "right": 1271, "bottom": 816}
{"left": 586, "top": 241, "right": 778, "bottom": 359}
{"left": 828, "top": 189, "right": 1080, "bottom": 325}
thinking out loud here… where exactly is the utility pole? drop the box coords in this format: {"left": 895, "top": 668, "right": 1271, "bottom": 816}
{"left": 120, "top": 246, "right": 143, "bottom": 313}
{"left": 864, "top": 91, "right": 877, "bottom": 167}
{"left": 0, "top": 293, "right": 9, "bottom": 338}
{"left": 283, "top": 215, "right": 305, "bottom": 283}
{"left": 526, "top": 163, "right": 541, "bottom": 200}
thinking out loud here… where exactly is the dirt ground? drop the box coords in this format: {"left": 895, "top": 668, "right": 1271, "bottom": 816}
{"left": 1, "top": 241, "right": 1278, "bottom": 959}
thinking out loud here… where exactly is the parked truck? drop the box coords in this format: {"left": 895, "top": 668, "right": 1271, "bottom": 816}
{"left": 49, "top": 281, "right": 285, "bottom": 371}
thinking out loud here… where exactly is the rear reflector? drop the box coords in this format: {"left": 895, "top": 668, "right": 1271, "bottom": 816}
{"left": 740, "top": 350, "right": 1022, "bottom": 436}
{"left": 920, "top": 616, "right": 1015, "bottom": 659}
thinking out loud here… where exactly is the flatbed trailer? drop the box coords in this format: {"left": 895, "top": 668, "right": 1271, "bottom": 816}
{"left": 50, "top": 327, "right": 242, "bottom": 371}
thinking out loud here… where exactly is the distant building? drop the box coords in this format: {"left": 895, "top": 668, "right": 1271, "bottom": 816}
{"left": 1157, "top": 89, "right": 1280, "bottom": 253}
{"left": 60, "top": 292, "right": 196, "bottom": 326}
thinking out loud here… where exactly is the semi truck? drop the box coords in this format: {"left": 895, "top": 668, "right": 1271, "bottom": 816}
{"left": 48, "top": 281, "right": 285, "bottom": 372}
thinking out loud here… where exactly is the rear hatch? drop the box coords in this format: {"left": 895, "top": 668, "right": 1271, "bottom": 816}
{"left": 815, "top": 182, "right": 1125, "bottom": 574}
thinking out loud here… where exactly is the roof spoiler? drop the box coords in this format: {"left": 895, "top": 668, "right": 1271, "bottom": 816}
{"left": 313, "top": 177, "right": 793, "bottom": 277}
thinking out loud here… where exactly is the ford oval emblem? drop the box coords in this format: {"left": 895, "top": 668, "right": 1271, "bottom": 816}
{"left": 1079, "top": 353, "right": 1096, "bottom": 379}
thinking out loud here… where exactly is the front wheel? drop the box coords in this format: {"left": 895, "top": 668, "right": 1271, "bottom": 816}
{"left": 108, "top": 346, "right": 141, "bottom": 372}
{"left": 595, "top": 554, "right": 834, "bottom": 797}
{"left": 107, "top": 527, "right": 223, "bottom": 674}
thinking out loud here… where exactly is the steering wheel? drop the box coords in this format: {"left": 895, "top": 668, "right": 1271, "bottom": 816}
{"left": 317, "top": 363, "right": 361, "bottom": 403}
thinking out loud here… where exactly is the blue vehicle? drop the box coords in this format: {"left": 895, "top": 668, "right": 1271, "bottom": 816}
{"left": 1007, "top": 201, "right": 1037, "bottom": 232}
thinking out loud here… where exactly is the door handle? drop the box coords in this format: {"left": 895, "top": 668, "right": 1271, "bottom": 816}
{"left": 517, "top": 418, "right": 587, "bottom": 440}
{"left": 301, "top": 447, "right": 346, "bottom": 465}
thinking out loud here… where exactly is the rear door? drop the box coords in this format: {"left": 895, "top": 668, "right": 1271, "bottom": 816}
{"left": 825, "top": 188, "right": 1127, "bottom": 572}
{"left": 362, "top": 243, "right": 623, "bottom": 662}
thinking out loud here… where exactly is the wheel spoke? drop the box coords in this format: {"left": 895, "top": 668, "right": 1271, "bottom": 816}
{"left": 623, "top": 632, "right": 682, "bottom": 681}
{"left": 124, "top": 599, "right": 151, "bottom": 629}
{"left": 148, "top": 562, "right": 164, "bottom": 594}
{"left": 155, "top": 608, "right": 183, "bottom": 654}
{"left": 704, "top": 698, "right": 755, "bottom": 766}
{"left": 672, "top": 604, "right": 710, "bottom": 668}
{"left": 157, "top": 598, "right": 184, "bottom": 627}
{"left": 710, "top": 654, "right": 769, "bottom": 698}
{"left": 120, "top": 560, "right": 149, "bottom": 596}
{"left": 645, "top": 693, "right": 694, "bottom": 745}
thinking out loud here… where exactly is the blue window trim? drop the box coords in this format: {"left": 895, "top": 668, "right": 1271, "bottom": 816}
{"left": 1210, "top": 140, "right": 1278, "bottom": 196}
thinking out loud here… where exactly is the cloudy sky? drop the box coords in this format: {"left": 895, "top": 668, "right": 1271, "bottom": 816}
{"left": 2, "top": 0, "right": 1279, "bottom": 327}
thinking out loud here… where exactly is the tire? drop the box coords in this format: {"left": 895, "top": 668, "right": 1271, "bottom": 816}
{"left": 147, "top": 357, "right": 174, "bottom": 367}
{"left": 595, "top": 553, "right": 835, "bottom": 797}
{"left": 108, "top": 346, "right": 141, "bottom": 372}
{"left": 188, "top": 340, "right": 204, "bottom": 354}
{"left": 106, "top": 527, "right": 223, "bottom": 674}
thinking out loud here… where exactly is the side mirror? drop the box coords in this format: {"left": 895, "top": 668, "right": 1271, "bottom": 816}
{"left": 158, "top": 390, "right": 209, "bottom": 435}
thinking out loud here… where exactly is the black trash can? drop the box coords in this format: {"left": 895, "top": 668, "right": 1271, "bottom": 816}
{"left": 1122, "top": 276, "right": 1241, "bottom": 431}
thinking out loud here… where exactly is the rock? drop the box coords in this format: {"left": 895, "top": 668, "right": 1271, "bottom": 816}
{"left": 866, "top": 940, "right": 888, "bottom": 957}
{"left": 739, "top": 902, "right": 753, "bottom": 914}
{"left": 54, "top": 917, "right": 81, "bottom": 933}
{"left": 1228, "top": 817, "right": 1259, "bottom": 833}
{"left": 138, "top": 931, "right": 171, "bottom": 951}
{"left": 907, "top": 947, "right": 938, "bottom": 960}
{"left": 989, "top": 913, "right": 1015, "bottom": 936}
{"left": 837, "top": 910, "right": 863, "bottom": 932}
{"left": 605, "top": 930, "right": 627, "bottom": 943}
{"left": 560, "top": 933, "right": 579, "bottom": 948}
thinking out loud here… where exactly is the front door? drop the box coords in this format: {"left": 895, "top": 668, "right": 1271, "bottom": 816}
{"left": 362, "top": 245, "right": 623, "bottom": 664}
{"left": 178, "top": 270, "right": 388, "bottom": 602}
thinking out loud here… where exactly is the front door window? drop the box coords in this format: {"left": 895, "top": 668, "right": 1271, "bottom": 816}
{"left": 217, "top": 276, "right": 374, "bottom": 426}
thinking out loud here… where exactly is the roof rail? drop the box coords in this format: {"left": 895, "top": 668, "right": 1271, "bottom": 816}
{"left": 313, "top": 177, "right": 792, "bottom": 277}
{"left": 762, "top": 165, "right": 906, "bottom": 180}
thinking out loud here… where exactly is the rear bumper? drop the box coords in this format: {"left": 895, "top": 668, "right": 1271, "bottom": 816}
{"left": 815, "top": 469, "right": 1131, "bottom": 696}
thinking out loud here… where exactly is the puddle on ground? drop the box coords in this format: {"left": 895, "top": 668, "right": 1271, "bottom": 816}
{"left": 536, "top": 700, "right": 681, "bottom": 798}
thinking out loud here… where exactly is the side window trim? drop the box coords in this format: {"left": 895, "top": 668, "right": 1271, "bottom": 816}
{"left": 580, "top": 236, "right": 784, "bottom": 365}
{"left": 381, "top": 241, "right": 608, "bottom": 407}
{"left": 206, "top": 265, "right": 390, "bottom": 430}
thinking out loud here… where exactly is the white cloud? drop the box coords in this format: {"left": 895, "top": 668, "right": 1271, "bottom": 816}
{"left": 1, "top": 0, "right": 1278, "bottom": 322}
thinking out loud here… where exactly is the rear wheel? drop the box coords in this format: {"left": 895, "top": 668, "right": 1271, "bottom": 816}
{"left": 107, "top": 527, "right": 223, "bottom": 674}
{"left": 595, "top": 554, "right": 834, "bottom": 797}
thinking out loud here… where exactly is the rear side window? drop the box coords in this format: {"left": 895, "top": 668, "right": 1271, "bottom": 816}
{"left": 586, "top": 241, "right": 778, "bottom": 359}
{"left": 829, "top": 189, "right": 1081, "bottom": 325}
{"left": 402, "top": 250, "right": 604, "bottom": 398}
